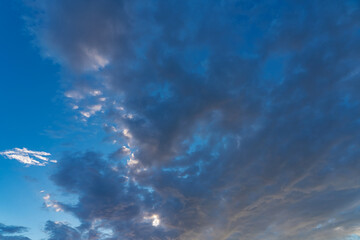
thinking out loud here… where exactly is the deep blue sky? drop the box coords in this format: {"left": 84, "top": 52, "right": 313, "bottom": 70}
{"left": 0, "top": 2, "right": 82, "bottom": 239}
{"left": 0, "top": 1, "right": 60, "bottom": 150}
{"left": 1, "top": 0, "right": 360, "bottom": 240}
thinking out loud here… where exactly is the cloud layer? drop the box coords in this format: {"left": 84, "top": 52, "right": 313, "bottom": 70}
{"left": 24, "top": 0, "right": 360, "bottom": 239}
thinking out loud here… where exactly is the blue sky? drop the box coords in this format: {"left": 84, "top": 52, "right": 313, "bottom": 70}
{"left": 1, "top": 0, "right": 360, "bottom": 239}
{"left": 0, "top": 1, "right": 59, "bottom": 151}
{"left": 0, "top": 1, "right": 81, "bottom": 239}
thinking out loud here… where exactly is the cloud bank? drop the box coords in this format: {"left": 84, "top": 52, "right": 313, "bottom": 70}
{"left": 25, "top": 0, "right": 360, "bottom": 239}
{"left": 0, "top": 148, "right": 56, "bottom": 166}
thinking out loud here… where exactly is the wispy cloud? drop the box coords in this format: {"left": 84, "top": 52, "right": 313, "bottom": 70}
{"left": 0, "top": 148, "right": 57, "bottom": 166}
{"left": 80, "top": 104, "right": 102, "bottom": 118}
{"left": 41, "top": 191, "right": 63, "bottom": 212}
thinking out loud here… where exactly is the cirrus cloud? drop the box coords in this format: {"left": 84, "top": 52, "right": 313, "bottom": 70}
{"left": 0, "top": 148, "right": 57, "bottom": 166}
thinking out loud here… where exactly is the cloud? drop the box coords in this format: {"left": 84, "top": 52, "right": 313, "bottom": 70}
{"left": 25, "top": 0, "right": 360, "bottom": 239}
{"left": 45, "top": 221, "right": 81, "bottom": 240}
{"left": 143, "top": 214, "right": 160, "bottom": 227}
{"left": 0, "top": 223, "right": 28, "bottom": 234}
{"left": 64, "top": 90, "right": 84, "bottom": 100}
{"left": 0, "top": 223, "right": 31, "bottom": 240}
{"left": 80, "top": 104, "right": 103, "bottom": 118}
{"left": 0, "top": 148, "right": 57, "bottom": 166}
{"left": 47, "top": 152, "right": 176, "bottom": 239}
{"left": 42, "top": 192, "right": 63, "bottom": 212}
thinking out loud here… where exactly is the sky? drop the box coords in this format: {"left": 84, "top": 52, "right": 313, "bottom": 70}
{"left": 1, "top": 0, "right": 360, "bottom": 239}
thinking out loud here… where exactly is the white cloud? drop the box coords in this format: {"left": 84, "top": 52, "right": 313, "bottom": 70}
{"left": 121, "top": 146, "right": 131, "bottom": 155}
{"left": 143, "top": 214, "right": 160, "bottom": 227}
{"left": 89, "top": 104, "right": 102, "bottom": 112}
{"left": 89, "top": 90, "right": 102, "bottom": 96}
{"left": 122, "top": 113, "right": 134, "bottom": 119}
{"left": 122, "top": 128, "right": 132, "bottom": 139}
{"left": 64, "top": 90, "right": 84, "bottom": 100}
{"left": 80, "top": 104, "right": 103, "bottom": 118}
{"left": 80, "top": 111, "right": 91, "bottom": 118}
{"left": 0, "top": 148, "right": 56, "bottom": 166}
{"left": 127, "top": 153, "right": 139, "bottom": 166}
{"left": 41, "top": 191, "right": 63, "bottom": 212}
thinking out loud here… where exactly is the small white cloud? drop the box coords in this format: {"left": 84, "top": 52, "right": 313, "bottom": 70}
{"left": 110, "top": 126, "right": 119, "bottom": 132}
{"left": 90, "top": 90, "right": 102, "bottom": 96}
{"left": 65, "top": 90, "right": 84, "bottom": 100}
{"left": 123, "top": 128, "right": 132, "bottom": 139}
{"left": 42, "top": 192, "right": 63, "bottom": 212}
{"left": 121, "top": 146, "right": 131, "bottom": 155}
{"left": 127, "top": 153, "right": 139, "bottom": 166}
{"left": 80, "top": 111, "right": 91, "bottom": 118}
{"left": 122, "top": 113, "right": 134, "bottom": 119}
{"left": 0, "top": 148, "right": 56, "bottom": 166}
{"left": 80, "top": 104, "right": 103, "bottom": 118}
{"left": 89, "top": 104, "right": 102, "bottom": 112}
{"left": 143, "top": 214, "right": 160, "bottom": 227}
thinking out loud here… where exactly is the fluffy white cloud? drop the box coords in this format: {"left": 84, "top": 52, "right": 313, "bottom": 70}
{"left": 0, "top": 148, "right": 57, "bottom": 166}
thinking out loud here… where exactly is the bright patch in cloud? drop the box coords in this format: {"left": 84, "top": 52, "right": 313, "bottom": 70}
{"left": 121, "top": 146, "right": 131, "bottom": 155}
{"left": 122, "top": 128, "right": 132, "bottom": 139}
{"left": 127, "top": 153, "right": 139, "bottom": 166}
{"left": 83, "top": 48, "right": 109, "bottom": 70}
{"left": 144, "top": 214, "right": 160, "bottom": 227}
{"left": 0, "top": 148, "right": 56, "bottom": 166}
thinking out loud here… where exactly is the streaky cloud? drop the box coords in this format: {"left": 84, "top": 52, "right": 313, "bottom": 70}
{"left": 0, "top": 223, "right": 31, "bottom": 240}
{"left": 0, "top": 148, "right": 57, "bottom": 166}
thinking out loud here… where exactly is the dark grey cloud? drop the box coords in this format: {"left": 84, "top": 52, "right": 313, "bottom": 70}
{"left": 26, "top": 0, "right": 360, "bottom": 239}
{"left": 0, "top": 223, "right": 31, "bottom": 240}
{"left": 0, "top": 223, "right": 28, "bottom": 234}
{"left": 49, "top": 152, "right": 177, "bottom": 239}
